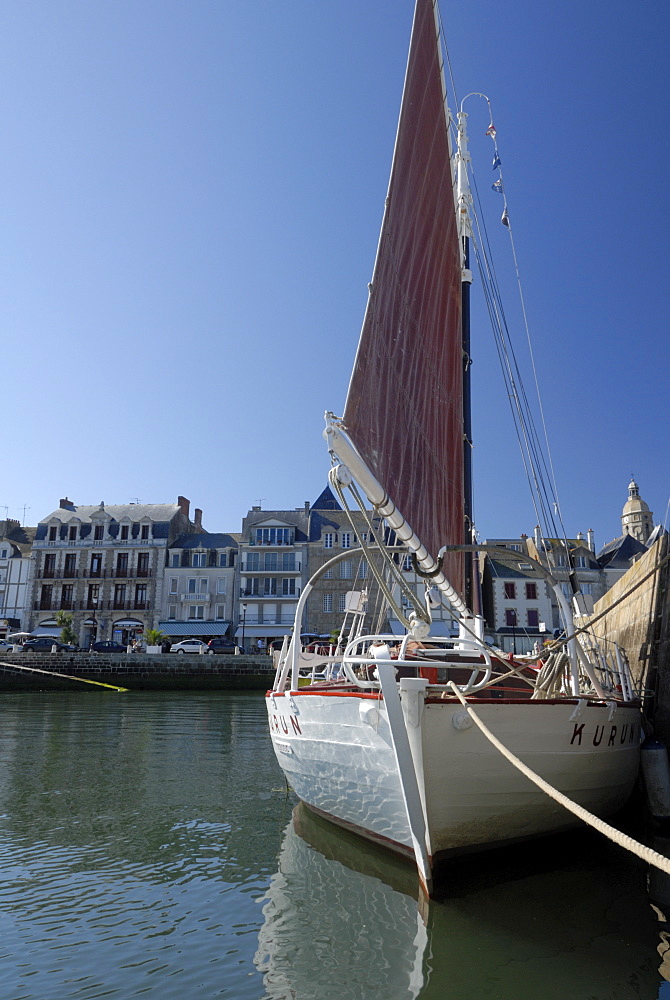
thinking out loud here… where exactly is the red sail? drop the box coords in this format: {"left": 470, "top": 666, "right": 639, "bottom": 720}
{"left": 342, "top": 0, "right": 464, "bottom": 594}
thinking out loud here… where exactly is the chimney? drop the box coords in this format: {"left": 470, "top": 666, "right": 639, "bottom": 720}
{"left": 304, "top": 501, "right": 310, "bottom": 511}
{"left": 59, "top": 497, "right": 75, "bottom": 509}
{"left": 177, "top": 496, "right": 190, "bottom": 519}
{"left": 194, "top": 508, "right": 202, "bottom": 531}
{"left": 587, "top": 528, "right": 595, "bottom": 552}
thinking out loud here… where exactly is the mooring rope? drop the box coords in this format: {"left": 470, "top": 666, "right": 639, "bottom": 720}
{"left": 446, "top": 682, "right": 670, "bottom": 875}
{"left": 0, "top": 659, "right": 128, "bottom": 692}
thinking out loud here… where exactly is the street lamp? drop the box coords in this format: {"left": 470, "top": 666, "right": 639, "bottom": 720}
{"left": 241, "top": 603, "right": 247, "bottom": 654}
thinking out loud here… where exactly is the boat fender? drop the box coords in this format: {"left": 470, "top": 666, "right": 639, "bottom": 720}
{"left": 569, "top": 699, "right": 588, "bottom": 722}
{"left": 641, "top": 740, "right": 670, "bottom": 822}
{"left": 452, "top": 710, "right": 473, "bottom": 731}
{"left": 359, "top": 702, "right": 379, "bottom": 727}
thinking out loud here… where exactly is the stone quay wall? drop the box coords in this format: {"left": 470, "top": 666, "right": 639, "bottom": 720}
{"left": 0, "top": 652, "right": 276, "bottom": 692}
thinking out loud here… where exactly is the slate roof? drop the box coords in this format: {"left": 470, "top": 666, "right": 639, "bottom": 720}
{"left": 38, "top": 503, "right": 181, "bottom": 524}
{"left": 597, "top": 533, "right": 648, "bottom": 569}
{"left": 170, "top": 532, "right": 238, "bottom": 549}
{"left": 310, "top": 485, "right": 342, "bottom": 512}
{"left": 487, "top": 557, "right": 542, "bottom": 580}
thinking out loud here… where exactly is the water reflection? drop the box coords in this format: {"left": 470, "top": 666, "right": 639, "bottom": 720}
{"left": 257, "top": 803, "right": 665, "bottom": 1000}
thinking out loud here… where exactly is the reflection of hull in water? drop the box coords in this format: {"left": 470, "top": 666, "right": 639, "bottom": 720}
{"left": 268, "top": 692, "right": 640, "bottom": 860}
{"left": 256, "top": 804, "right": 663, "bottom": 1000}
{"left": 255, "top": 804, "right": 428, "bottom": 1000}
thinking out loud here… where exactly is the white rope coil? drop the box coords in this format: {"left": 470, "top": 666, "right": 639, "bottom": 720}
{"left": 446, "top": 682, "right": 670, "bottom": 876}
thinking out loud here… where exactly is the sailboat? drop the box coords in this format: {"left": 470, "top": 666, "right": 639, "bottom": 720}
{"left": 266, "top": 0, "right": 641, "bottom": 893}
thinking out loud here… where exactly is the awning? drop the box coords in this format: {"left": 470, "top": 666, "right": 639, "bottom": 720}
{"left": 113, "top": 618, "right": 144, "bottom": 628}
{"left": 234, "top": 625, "right": 292, "bottom": 638}
{"left": 158, "top": 621, "right": 231, "bottom": 637}
{"left": 30, "top": 627, "right": 61, "bottom": 637}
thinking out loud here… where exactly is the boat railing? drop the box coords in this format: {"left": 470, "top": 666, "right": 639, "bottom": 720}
{"left": 576, "top": 635, "right": 637, "bottom": 700}
{"left": 339, "top": 633, "right": 493, "bottom": 694}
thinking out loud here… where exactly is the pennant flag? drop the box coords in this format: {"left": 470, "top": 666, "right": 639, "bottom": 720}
{"left": 501, "top": 208, "right": 510, "bottom": 228}
{"left": 486, "top": 124, "right": 496, "bottom": 137}
{"left": 492, "top": 153, "right": 501, "bottom": 170}
{"left": 492, "top": 178, "right": 503, "bottom": 194}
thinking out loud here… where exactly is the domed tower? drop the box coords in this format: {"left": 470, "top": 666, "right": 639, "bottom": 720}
{"left": 621, "top": 477, "right": 653, "bottom": 543}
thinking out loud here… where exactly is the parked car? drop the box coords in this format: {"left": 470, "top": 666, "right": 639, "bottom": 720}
{"left": 23, "top": 637, "right": 80, "bottom": 653}
{"left": 207, "top": 637, "right": 236, "bottom": 655}
{"left": 170, "top": 639, "right": 209, "bottom": 654}
{"left": 91, "top": 640, "right": 127, "bottom": 654}
{"left": 0, "top": 639, "right": 17, "bottom": 651}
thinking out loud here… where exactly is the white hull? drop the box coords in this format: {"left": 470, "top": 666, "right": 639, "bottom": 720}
{"left": 267, "top": 689, "right": 641, "bottom": 860}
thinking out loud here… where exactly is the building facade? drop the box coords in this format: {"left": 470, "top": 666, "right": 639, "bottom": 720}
{"left": 28, "top": 496, "right": 197, "bottom": 647}
{"left": 158, "top": 532, "right": 239, "bottom": 641}
{"left": 0, "top": 520, "right": 35, "bottom": 638}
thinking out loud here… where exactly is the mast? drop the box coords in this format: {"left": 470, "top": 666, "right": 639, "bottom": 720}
{"left": 456, "top": 110, "right": 475, "bottom": 608}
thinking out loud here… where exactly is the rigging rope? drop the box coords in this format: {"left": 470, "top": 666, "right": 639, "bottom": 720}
{"left": 446, "top": 682, "right": 670, "bottom": 875}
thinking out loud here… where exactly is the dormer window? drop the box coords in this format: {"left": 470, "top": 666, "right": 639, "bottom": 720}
{"left": 121, "top": 525, "right": 129, "bottom": 540}
{"left": 141, "top": 524, "right": 149, "bottom": 539}
{"left": 69, "top": 525, "right": 77, "bottom": 541}
{"left": 94, "top": 525, "right": 104, "bottom": 540}
{"left": 49, "top": 526, "right": 57, "bottom": 541}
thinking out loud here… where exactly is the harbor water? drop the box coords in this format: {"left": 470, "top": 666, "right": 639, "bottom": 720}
{"left": 0, "top": 690, "right": 668, "bottom": 999}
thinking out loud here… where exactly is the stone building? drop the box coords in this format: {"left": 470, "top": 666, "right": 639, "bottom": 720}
{"left": 28, "top": 496, "right": 198, "bottom": 647}
{"left": 236, "top": 504, "right": 310, "bottom": 651}
{"left": 0, "top": 519, "right": 36, "bottom": 638}
{"left": 158, "top": 531, "right": 239, "bottom": 642}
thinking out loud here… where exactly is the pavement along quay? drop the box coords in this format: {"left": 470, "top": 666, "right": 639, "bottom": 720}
{"left": 0, "top": 652, "right": 276, "bottom": 692}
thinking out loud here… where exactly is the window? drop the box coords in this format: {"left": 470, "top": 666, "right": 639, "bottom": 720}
{"left": 504, "top": 582, "right": 516, "bottom": 599}
{"left": 282, "top": 578, "right": 297, "bottom": 596}
{"left": 43, "top": 553, "right": 56, "bottom": 577}
{"left": 113, "top": 584, "right": 126, "bottom": 607}
{"left": 505, "top": 609, "right": 517, "bottom": 627}
{"left": 39, "top": 584, "right": 53, "bottom": 609}
{"left": 358, "top": 561, "right": 368, "bottom": 579}
{"left": 215, "top": 604, "right": 225, "bottom": 619}
{"left": 135, "top": 584, "right": 147, "bottom": 606}
{"left": 510, "top": 544, "right": 522, "bottom": 552}
{"left": 340, "top": 560, "right": 352, "bottom": 579}
{"left": 527, "top": 609, "right": 539, "bottom": 627}
{"left": 264, "top": 552, "right": 278, "bottom": 571}
{"left": 69, "top": 525, "right": 77, "bottom": 541}
{"left": 246, "top": 552, "right": 260, "bottom": 571}
{"left": 64, "top": 553, "right": 77, "bottom": 577}
{"left": 525, "top": 582, "right": 537, "bottom": 600}
{"left": 169, "top": 578, "right": 178, "bottom": 595}
{"left": 137, "top": 552, "right": 150, "bottom": 576}
{"left": 61, "top": 584, "right": 74, "bottom": 608}
{"left": 575, "top": 556, "right": 587, "bottom": 569}
{"left": 219, "top": 553, "right": 227, "bottom": 567}
{"left": 192, "top": 553, "right": 206, "bottom": 568}
{"left": 246, "top": 578, "right": 261, "bottom": 596}
{"left": 141, "top": 524, "right": 149, "bottom": 539}
{"left": 255, "top": 527, "right": 293, "bottom": 546}
{"left": 338, "top": 593, "right": 347, "bottom": 613}
{"left": 0, "top": 548, "right": 6, "bottom": 558}
{"left": 171, "top": 553, "right": 180, "bottom": 567}
{"left": 121, "top": 525, "right": 129, "bottom": 540}
{"left": 216, "top": 578, "right": 226, "bottom": 594}
{"left": 323, "top": 593, "right": 333, "bottom": 613}
{"left": 341, "top": 532, "right": 352, "bottom": 549}
{"left": 264, "top": 578, "right": 277, "bottom": 596}
{"left": 582, "top": 583, "right": 593, "bottom": 595}
{"left": 94, "top": 525, "right": 104, "bottom": 540}
{"left": 48, "top": 526, "right": 57, "bottom": 541}
{"left": 88, "top": 584, "right": 100, "bottom": 605}
{"left": 556, "top": 554, "right": 567, "bottom": 567}
{"left": 561, "top": 583, "right": 571, "bottom": 597}
{"left": 324, "top": 533, "right": 335, "bottom": 549}
{"left": 281, "top": 552, "right": 296, "bottom": 571}
{"left": 402, "top": 555, "right": 412, "bottom": 571}
{"left": 188, "top": 605, "right": 205, "bottom": 619}
{"left": 324, "top": 568, "right": 333, "bottom": 579}
{"left": 90, "top": 553, "right": 103, "bottom": 577}
{"left": 188, "top": 578, "right": 197, "bottom": 593}
{"left": 168, "top": 605, "right": 177, "bottom": 619}
{"left": 199, "top": 578, "right": 208, "bottom": 593}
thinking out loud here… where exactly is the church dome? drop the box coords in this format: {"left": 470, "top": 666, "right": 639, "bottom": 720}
{"left": 621, "top": 478, "right": 653, "bottom": 543}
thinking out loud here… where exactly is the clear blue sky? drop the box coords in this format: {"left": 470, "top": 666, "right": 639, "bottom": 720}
{"left": 1, "top": 0, "right": 668, "bottom": 552}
